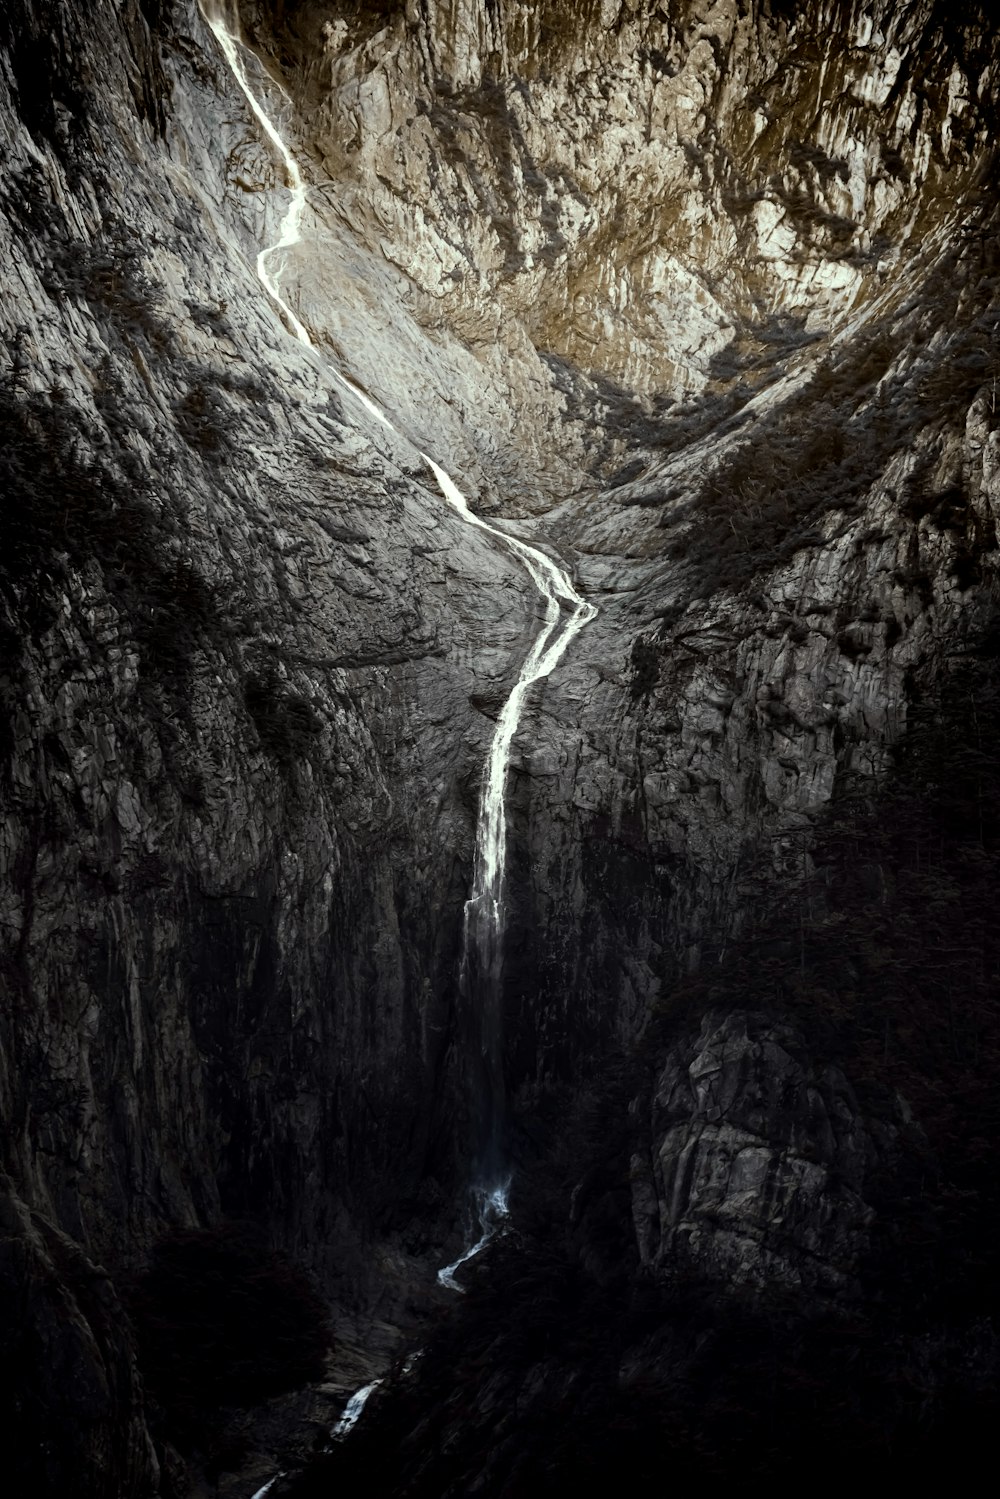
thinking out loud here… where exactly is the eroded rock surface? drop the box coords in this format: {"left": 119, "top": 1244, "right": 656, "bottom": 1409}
{"left": 1, "top": 0, "right": 999, "bottom": 1492}
{"left": 630, "top": 1010, "right": 897, "bottom": 1294}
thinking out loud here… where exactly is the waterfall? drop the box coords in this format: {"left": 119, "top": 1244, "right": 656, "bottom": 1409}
{"left": 330, "top": 1378, "right": 382, "bottom": 1438}
{"left": 424, "top": 462, "right": 596, "bottom": 1207}
{"left": 201, "top": 3, "right": 311, "bottom": 350}
{"left": 200, "top": 2, "right": 596, "bottom": 1286}
{"left": 249, "top": 1479, "right": 282, "bottom": 1499}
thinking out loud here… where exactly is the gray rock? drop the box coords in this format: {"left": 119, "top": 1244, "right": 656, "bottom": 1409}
{"left": 631, "top": 1012, "right": 898, "bottom": 1295}
{"left": 1, "top": 0, "right": 998, "bottom": 1487}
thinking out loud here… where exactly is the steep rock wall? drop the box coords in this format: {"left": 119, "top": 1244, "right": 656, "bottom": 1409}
{"left": 242, "top": 0, "right": 1000, "bottom": 1098}
{"left": 2, "top": 0, "right": 1000, "bottom": 1491}
{"left": 0, "top": 0, "right": 537, "bottom": 1304}
{"left": 629, "top": 1010, "right": 899, "bottom": 1294}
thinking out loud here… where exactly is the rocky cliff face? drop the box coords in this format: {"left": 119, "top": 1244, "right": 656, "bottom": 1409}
{"left": 629, "top": 1010, "right": 899, "bottom": 1295}
{"left": 2, "top": 0, "right": 503, "bottom": 1273}
{"left": 244, "top": 0, "right": 1000, "bottom": 1086}
{"left": 1, "top": 0, "right": 998, "bottom": 1493}
{"left": 1, "top": 1, "right": 525, "bottom": 1484}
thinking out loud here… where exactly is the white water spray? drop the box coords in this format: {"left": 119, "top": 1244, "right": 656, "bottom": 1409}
{"left": 201, "top": 2, "right": 596, "bottom": 1296}
{"left": 331, "top": 1378, "right": 382, "bottom": 1438}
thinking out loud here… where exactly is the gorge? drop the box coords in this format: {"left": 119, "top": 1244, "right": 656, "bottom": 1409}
{"left": 203, "top": 0, "right": 598, "bottom": 1247}
{"left": 2, "top": 1, "right": 1000, "bottom": 1494}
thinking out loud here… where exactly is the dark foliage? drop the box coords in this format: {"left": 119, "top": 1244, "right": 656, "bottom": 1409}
{"left": 42, "top": 228, "right": 177, "bottom": 353}
{"left": 665, "top": 318, "right": 908, "bottom": 595}
{"left": 0, "top": 160, "right": 67, "bottom": 241}
{"left": 176, "top": 380, "right": 232, "bottom": 456}
{"left": 617, "top": 178, "right": 1000, "bottom": 600}
{"left": 285, "top": 1243, "right": 997, "bottom": 1494}
{"left": 128, "top": 1223, "right": 332, "bottom": 1441}
{"left": 706, "top": 309, "right": 823, "bottom": 384}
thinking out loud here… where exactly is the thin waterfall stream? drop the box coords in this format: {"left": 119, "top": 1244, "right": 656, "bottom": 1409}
{"left": 200, "top": 0, "right": 596, "bottom": 1437}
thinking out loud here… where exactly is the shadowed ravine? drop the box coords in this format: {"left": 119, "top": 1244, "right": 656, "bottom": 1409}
{"left": 200, "top": 1, "right": 596, "bottom": 1296}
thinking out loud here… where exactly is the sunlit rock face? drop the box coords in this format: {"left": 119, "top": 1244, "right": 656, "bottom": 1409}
{"left": 241, "top": 0, "right": 1000, "bottom": 1094}
{"left": 252, "top": 0, "right": 994, "bottom": 440}
{"left": 1, "top": 0, "right": 999, "bottom": 1491}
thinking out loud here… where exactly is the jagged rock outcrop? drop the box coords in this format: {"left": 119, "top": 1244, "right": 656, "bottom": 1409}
{"left": 256, "top": 0, "right": 997, "bottom": 463}
{"left": 629, "top": 1010, "right": 899, "bottom": 1294}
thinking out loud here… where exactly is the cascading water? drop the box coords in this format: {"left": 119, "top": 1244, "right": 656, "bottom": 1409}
{"left": 249, "top": 1479, "right": 282, "bottom": 1499}
{"left": 330, "top": 1378, "right": 382, "bottom": 1438}
{"left": 201, "top": 3, "right": 311, "bottom": 350}
{"left": 199, "top": 3, "right": 596, "bottom": 1294}
{"left": 424, "top": 459, "right": 596, "bottom": 1261}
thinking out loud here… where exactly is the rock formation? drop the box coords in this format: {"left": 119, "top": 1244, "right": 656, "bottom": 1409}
{"left": 1, "top": 0, "right": 998, "bottom": 1492}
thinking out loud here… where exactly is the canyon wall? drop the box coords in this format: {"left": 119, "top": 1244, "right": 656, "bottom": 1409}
{"left": 252, "top": 0, "right": 1000, "bottom": 1089}
{"left": 1, "top": 0, "right": 998, "bottom": 1492}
